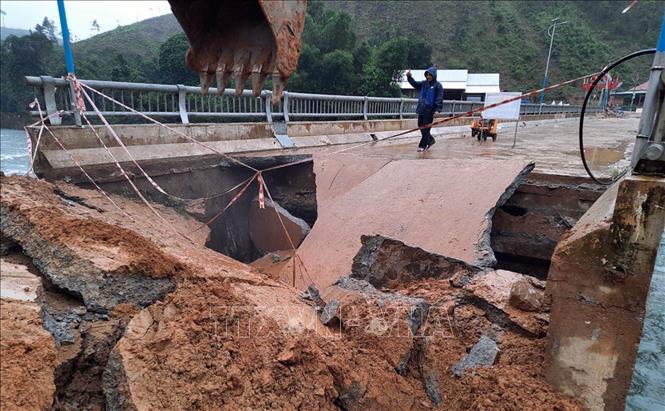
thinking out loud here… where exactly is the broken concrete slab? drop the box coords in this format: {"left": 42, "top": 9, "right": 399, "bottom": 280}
{"left": 1, "top": 178, "right": 182, "bottom": 313}
{"left": 351, "top": 234, "right": 484, "bottom": 289}
{"left": 463, "top": 269, "right": 548, "bottom": 336}
{"left": 452, "top": 335, "right": 499, "bottom": 377}
{"left": 248, "top": 196, "right": 310, "bottom": 253}
{"left": 545, "top": 175, "right": 665, "bottom": 411}
{"left": 287, "top": 158, "right": 534, "bottom": 290}
{"left": 313, "top": 153, "right": 391, "bottom": 207}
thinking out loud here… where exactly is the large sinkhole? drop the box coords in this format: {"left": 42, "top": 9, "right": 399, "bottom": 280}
{"left": 489, "top": 173, "right": 607, "bottom": 279}
{"left": 89, "top": 159, "right": 606, "bottom": 278}
{"left": 201, "top": 155, "right": 317, "bottom": 263}
{"left": 82, "top": 154, "right": 317, "bottom": 264}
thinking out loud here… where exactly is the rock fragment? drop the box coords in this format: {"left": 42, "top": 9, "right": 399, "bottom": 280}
{"left": 509, "top": 278, "right": 543, "bottom": 311}
{"left": 463, "top": 269, "right": 548, "bottom": 336}
{"left": 452, "top": 335, "right": 499, "bottom": 377}
{"left": 319, "top": 299, "right": 340, "bottom": 325}
{"left": 351, "top": 235, "right": 483, "bottom": 289}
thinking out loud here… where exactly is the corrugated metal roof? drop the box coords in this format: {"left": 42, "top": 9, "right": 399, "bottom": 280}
{"left": 467, "top": 73, "right": 500, "bottom": 86}
{"left": 398, "top": 69, "right": 500, "bottom": 93}
{"left": 465, "top": 85, "right": 501, "bottom": 93}
{"left": 397, "top": 69, "right": 469, "bottom": 90}
{"left": 611, "top": 81, "right": 650, "bottom": 96}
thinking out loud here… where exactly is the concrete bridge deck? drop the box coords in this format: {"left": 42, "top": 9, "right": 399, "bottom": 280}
{"left": 245, "top": 116, "right": 638, "bottom": 180}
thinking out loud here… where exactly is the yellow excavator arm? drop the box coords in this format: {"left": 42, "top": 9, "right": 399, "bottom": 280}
{"left": 168, "top": 0, "right": 307, "bottom": 104}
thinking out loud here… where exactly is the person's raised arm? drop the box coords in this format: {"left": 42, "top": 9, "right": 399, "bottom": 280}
{"left": 406, "top": 70, "right": 421, "bottom": 90}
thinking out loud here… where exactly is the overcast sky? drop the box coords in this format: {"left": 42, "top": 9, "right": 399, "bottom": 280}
{"left": 0, "top": 1, "right": 171, "bottom": 41}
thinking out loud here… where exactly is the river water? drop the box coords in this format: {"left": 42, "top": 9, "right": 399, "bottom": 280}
{"left": 0, "top": 128, "right": 30, "bottom": 175}
{"left": 0, "top": 127, "right": 663, "bottom": 409}
{"left": 626, "top": 229, "right": 665, "bottom": 410}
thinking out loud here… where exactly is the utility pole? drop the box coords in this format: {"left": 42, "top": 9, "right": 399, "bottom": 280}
{"left": 539, "top": 18, "right": 568, "bottom": 105}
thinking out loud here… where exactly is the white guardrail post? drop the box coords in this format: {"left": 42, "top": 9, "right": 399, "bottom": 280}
{"left": 39, "top": 75, "right": 61, "bottom": 125}
{"left": 176, "top": 85, "right": 189, "bottom": 124}
{"left": 283, "top": 91, "right": 290, "bottom": 123}
{"left": 264, "top": 91, "right": 273, "bottom": 123}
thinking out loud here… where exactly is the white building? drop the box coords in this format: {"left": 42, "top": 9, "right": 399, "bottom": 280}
{"left": 398, "top": 69, "right": 500, "bottom": 101}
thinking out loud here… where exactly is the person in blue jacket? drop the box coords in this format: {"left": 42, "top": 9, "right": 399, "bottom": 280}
{"left": 406, "top": 66, "right": 444, "bottom": 151}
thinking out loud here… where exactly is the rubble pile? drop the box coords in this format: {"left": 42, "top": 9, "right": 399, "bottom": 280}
{"left": 0, "top": 175, "right": 581, "bottom": 410}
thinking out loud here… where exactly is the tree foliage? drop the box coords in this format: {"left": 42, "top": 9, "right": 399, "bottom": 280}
{"left": 3, "top": 0, "right": 660, "bottom": 115}
{"left": 1, "top": 30, "right": 55, "bottom": 112}
{"left": 289, "top": 0, "right": 432, "bottom": 96}
{"left": 156, "top": 33, "right": 196, "bottom": 85}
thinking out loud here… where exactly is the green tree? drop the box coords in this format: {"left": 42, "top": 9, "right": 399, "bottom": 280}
{"left": 156, "top": 33, "right": 196, "bottom": 85}
{"left": 1, "top": 30, "right": 55, "bottom": 112}
{"left": 290, "top": 2, "right": 427, "bottom": 97}
{"left": 319, "top": 49, "right": 355, "bottom": 94}
{"left": 35, "top": 17, "right": 58, "bottom": 44}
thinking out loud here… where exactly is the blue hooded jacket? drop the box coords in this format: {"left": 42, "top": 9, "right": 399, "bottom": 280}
{"left": 407, "top": 65, "right": 444, "bottom": 116}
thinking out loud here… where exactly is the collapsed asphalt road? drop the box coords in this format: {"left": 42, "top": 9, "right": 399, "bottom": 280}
{"left": 0, "top": 166, "right": 585, "bottom": 410}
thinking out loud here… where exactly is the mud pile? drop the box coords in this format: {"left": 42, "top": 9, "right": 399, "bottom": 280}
{"left": 1, "top": 294, "right": 57, "bottom": 410}
{"left": 0, "top": 175, "right": 581, "bottom": 410}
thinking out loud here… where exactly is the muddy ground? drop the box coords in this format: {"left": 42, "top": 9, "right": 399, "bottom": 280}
{"left": 248, "top": 116, "right": 638, "bottom": 180}
{"left": 0, "top": 173, "right": 584, "bottom": 410}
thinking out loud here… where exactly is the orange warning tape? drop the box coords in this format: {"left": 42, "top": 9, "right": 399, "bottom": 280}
{"left": 190, "top": 172, "right": 258, "bottom": 233}
{"left": 77, "top": 79, "right": 258, "bottom": 172}
{"left": 46, "top": 70, "right": 603, "bottom": 289}
{"left": 31, "top": 99, "right": 134, "bottom": 221}
{"left": 257, "top": 173, "right": 265, "bottom": 209}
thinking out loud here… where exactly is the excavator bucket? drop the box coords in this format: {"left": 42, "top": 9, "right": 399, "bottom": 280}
{"left": 168, "top": 0, "right": 307, "bottom": 104}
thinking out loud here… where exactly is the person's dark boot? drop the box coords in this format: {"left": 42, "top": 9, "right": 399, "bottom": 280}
{"left": 427, "top": 138, "right": 436, "bottom": 150}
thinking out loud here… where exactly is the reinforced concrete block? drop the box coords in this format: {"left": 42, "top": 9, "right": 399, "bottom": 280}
{"left": 545, "top": 175, "right": 665, "bottom": 411}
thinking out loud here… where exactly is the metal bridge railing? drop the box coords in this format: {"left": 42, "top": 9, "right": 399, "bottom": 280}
{"left": 25, "top": 76, "right": 599, "bottom": 126}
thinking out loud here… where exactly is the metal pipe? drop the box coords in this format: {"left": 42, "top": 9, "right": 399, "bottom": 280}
{"left": 56, "top": 0, "right": 75, "bottom": 74}
{"left": 632, "top": 15, "right": 665, "bottom": 171}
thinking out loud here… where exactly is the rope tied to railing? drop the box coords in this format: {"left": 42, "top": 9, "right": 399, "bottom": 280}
{"left": 27, "top": 67, "right": 610, "bottom": 290}
{"left": 66, "top": 73, "right": 86, "bottom": 116}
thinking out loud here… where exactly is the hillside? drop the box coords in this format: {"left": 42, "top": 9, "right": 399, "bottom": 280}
{"left": 3, "top": 1, "right": 662, "bottom": 111}
{"left": 73, "top": 14, "right": 182, "bottom": 61}
{"left": 69, "top": 1, "right": 662, "bottom": 100}
{"left": 324, "top": 0, "right": 663, "bottom": 98}
{"left": 1, "top": 27, "right": 30, "bottom": 41}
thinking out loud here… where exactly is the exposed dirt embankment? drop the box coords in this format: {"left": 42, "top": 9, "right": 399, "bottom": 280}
{"left": 0, "top": 175, "right": 582, "bottom": 410}
{"left": 0, "top": 299, "right": 58, "bottom": 411}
